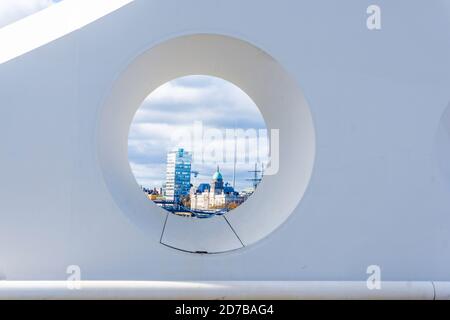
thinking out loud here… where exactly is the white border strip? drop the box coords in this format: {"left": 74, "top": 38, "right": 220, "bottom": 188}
{"left": 0, "top": 281, "right": 447, "bottom": 300}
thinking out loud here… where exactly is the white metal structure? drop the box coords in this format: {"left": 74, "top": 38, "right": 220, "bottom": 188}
{"left": 0, "top": 281, "right": 448, "bottom": 300}
{"left": 0, "top": 0, "right": 450, "bottom": 299}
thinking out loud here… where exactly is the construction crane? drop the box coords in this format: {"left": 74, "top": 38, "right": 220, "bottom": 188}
{"left": 191, "top": 170, "right": 199, "bottom": 178}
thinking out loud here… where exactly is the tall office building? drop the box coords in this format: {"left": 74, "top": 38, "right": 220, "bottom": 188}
{"left": 165, "top": 148, "right": 192, "bottom": 203}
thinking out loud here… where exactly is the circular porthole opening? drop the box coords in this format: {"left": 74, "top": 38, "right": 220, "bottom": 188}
{"left": 99, "top": 34, "right": 315, "bottom": 252}
{"left": 128, "top": 75, "right": 269, "bottom": 219}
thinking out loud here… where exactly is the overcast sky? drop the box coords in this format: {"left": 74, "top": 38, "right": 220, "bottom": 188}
{"left": 128, "top": 75, "right": 268, "bottom": 191}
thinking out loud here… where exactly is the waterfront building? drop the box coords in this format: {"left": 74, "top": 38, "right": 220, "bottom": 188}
{"left": 190, "top": 166, "right": 244, "bottom": 211}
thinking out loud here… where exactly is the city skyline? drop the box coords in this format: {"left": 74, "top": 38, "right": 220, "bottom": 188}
{"left": 128, "top": 75, "right": 268, "bottom": 192}
{"left": 159, "top": 146, "right": 264, "bottom": 193}
{"left": 148, "top": 147, "right": 263, "bottom": 216}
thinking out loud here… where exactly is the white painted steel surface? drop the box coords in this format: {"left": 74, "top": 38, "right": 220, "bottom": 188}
{"left": 0, "top": 0, "right": 449, "bottom": 288}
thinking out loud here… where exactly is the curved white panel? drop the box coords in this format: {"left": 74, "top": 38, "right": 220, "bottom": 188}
{"left": 0, "top": 0, "right": 450, "bottom": 283}
{"left": 0, "top": 0, "right": 133, "bottom": 64}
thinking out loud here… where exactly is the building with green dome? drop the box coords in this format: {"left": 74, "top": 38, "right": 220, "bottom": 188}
{"left": 190, "top": 165, "right": 244, "bottom": 212}
{"left": 211, "top": 166, "right": 224, "bottom": 194}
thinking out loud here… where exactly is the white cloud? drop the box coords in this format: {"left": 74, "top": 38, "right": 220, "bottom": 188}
{"left": 0, "top": 0, "right": 54, "bottom": 29}
{"left": 129, "top": 162, "right": 167, "bottom": 189}
{"left": 136, "top": 76, "right": 265, "bottom": 129}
